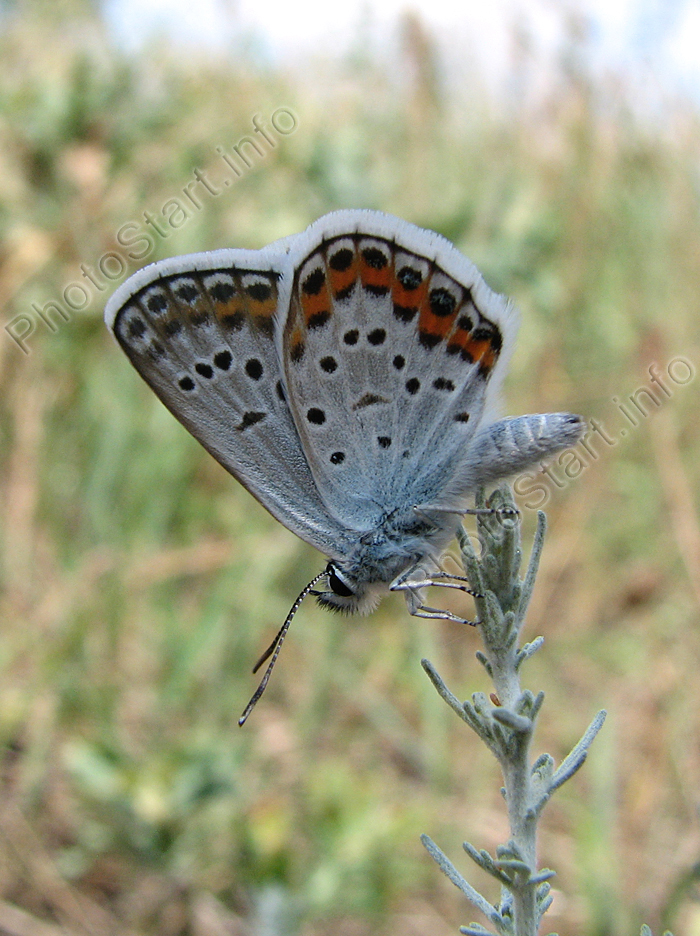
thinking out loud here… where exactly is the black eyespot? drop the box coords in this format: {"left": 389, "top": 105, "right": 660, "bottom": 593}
{"left": 320, "top": 356, "right": 338, "bottom": 373}
{"left": 195, "top": 362, "right": 214, "bottom": 379}
{"left": 429, "top": 287, "right": 457, "bottom": 317}
{"left": 330, "top": 451, "right": 345, "bottom": 464}
{"left": 393, "top": 355, "right": 405, "bottom": 370}
{"left": 433, "top": 377, "right": 455, "bottom": 391}
{"left": 247, "top": 282, "right": 272, "bottom": 301}
{"left": 210, "top": 281, "right": 235, "bottom": 302}
{"left": 367, "top": 328, "right": 386, "bottom": 345}
{"left": 378, "top": 436, "right": 391, "bottom": 448}
{"left": 334, "top": 282, "right": 355, "bottom": 301}
{"left": 361, "top": 247, "right": 388, "bottom": 269}
{"left": 245, "top": 358, "right": 263, "bottom": 380}
{"left": 307, "top": 408, "right": 326, "bottom": 425}
{"left": 164, "top": 319, "right": 182, "bottom": 336}
{"left": 302, "top": 268, "right": 325, "bottom": 295}
{"left": 405, "top": 378, "right": 420, "bottom": 395}
{"left": 307, "top": 310, "right": 330, "bottom": 329}
{"left": 343, "top": 329, "right": 359, "bottom": 345}
{"left": 393, "top": 304, "right": 418, "bottom": 322}
{"left": 127, "top": 317, "right": 146, "bottom": 338}
{"left": 419, "top": 331, "right": 441, "bottom": 349}
{"left": 237, "top": 411, "right": 267, "bottom": 431}
{"left": 176, "top": 283, "right": 198, "bottom": 302}
{"left": 397, "top": 266, "right": 423, "bottom": 290}
{"left": 222, "top": 311, "right": 244, "bottom": 330}
{"left": 179, "top": 375, "right": 195, "bottom": 391}
{"left": 214, "top": 350, "right": 232, "bottom": 370}
{"left": 147, "top": 293, "right": 168, "bottom": 314}
{"left": 329, "top": 248, "right": 354, "bottom": 271}
{"left": 327, "top": 563, "right": 354, "bottom": 597}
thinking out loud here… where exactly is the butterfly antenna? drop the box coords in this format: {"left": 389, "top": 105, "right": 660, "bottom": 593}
{"left": 238, "top": 569, "right": 328, "bottom": 727}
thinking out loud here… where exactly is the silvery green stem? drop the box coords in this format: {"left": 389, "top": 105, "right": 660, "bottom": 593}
{"left": 421, "top": 486, "right": 606, "bottom": 936}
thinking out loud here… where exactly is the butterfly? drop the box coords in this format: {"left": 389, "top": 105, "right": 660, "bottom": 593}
{"left": 105, "top": 210, "right": 583, "bottom": 723}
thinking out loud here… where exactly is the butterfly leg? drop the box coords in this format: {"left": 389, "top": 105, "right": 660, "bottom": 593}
{"left": 411, "top": 605, "right": 476, "bottom": 624}
{"left": 413, "top": 503, "right": 520, "bottom": 522}
{"left": 390, "top": 564, "right": 479, "bottom": 625}
{"left": 394, "top": 569, "right": 482, "bottom": 597}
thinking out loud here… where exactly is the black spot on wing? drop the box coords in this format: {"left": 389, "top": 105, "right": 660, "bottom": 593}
{"left": 147, "top": 294, "right": 168, "bottom": 314}
{"left": 302, "top": 268, "right": 325, "bottom": 296}
{"left": 393, "top": 304, "right": 418, "bottom": 322}
{"left": 353, "top": 393, "right": 389, "bottom": 410}
{"left": 397, "top": 266, "right": 423, "bottom": 290}
{"left": 329, "top": 248, "right": 353, "bottom": 271}
{"left": 367, "top": 328, "right": 386, "bottom": 345}
{"left": 429, "top": 287, "right": 457, "bottom": 317}
{"left": 237, "top": 411, "right": 267, "bottom": 431}
{"left": 361, "top": 247, "right": 388, "bottom": 269}
{"left": 210, "top": 281, "right": 235, "bottom": 302}
{"left": 433, "top": 377, "right": 455, "bottom": 391}
{"left": 419, "top": 332, "right": 441, "bottom": 349}
{"left": 176, "top": 283, "right": 198, "bottom": 302}
{"left": 127, "top": 317, "right": 146, "bottom": 338}
{"left": 247, "top": 282, "right": 272, "bottom": 301}
{"left": 308, "top": 310, "right": 331, "bottom": 329}
{"left": 214, "top": 349, "right": 232, "bottom": 370}
{"left": 245, "top": 358, "right": 263, "bottom": 380}
{"left": 222, "top": 310, "right": 245, "bottom": 331}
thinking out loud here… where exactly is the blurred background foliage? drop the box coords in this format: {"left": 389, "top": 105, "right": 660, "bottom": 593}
{"left": 1, "top": 0, "right": 700, "bottom": 934}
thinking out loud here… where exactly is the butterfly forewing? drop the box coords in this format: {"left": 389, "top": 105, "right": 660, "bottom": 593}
{"left": 281, "top": 228, "right": 510, "bottom": 528}
{"left": 107, "top": 254, "right": 352, "bottom": 559}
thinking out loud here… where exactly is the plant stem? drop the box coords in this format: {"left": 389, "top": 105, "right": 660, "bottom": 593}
{"left": 421, "top": 487, "right": 606, "bottom": 936}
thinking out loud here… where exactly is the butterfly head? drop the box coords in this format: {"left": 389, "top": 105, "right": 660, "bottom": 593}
{"left": 313, "top": 561, "right": 384, "bottom": 616}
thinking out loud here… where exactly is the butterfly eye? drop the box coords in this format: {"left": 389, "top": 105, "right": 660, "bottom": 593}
{"left": 326, "top": 563, "right": 355, "bottom": 598}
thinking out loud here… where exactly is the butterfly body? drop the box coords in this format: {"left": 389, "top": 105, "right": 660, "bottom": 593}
{"left": 313, "top": 504, "right": 464, "bottom": 615}
{"left": 106, "top": 210, "right": 583, "bottom": 621}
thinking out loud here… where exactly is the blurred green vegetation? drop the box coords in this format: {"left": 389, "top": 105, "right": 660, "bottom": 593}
{"left": 1, "top": 3, "right": 700, "bottom": 935}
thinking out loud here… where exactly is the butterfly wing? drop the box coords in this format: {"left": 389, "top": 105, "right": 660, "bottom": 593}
{"left": 105, "top": 246, "right": 354, "bottom": 559}
{"left": 278, "top": 210, "right": 518, "bottom": 528}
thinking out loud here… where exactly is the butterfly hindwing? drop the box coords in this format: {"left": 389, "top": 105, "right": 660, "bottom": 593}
{"left": 280, "top": 211, "right": 518, "bottom": 527}
{"left": 105, "top": 248, "right": 353, "bottom": 559}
